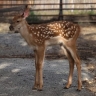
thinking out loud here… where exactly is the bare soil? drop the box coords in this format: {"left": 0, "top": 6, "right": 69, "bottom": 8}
{"left": 0, "top": 23, "right": 96, "bottom": 94}
{"left": 79, "top": 25, "right": 96, "bottom": 94}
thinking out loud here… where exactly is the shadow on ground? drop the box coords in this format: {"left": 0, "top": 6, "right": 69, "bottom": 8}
{"left": 0, "top": 58, "right": 95, "bottom": 96}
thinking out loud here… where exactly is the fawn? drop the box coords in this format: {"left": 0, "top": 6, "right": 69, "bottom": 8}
{"left": 9, "top": 5, "right": 82, "bottom": 91}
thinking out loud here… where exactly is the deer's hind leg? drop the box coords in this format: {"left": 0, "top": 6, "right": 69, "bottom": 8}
{"left": 60, "top": 46, "right": 74, "bottom": 89}
{"left": 66, "top": 45, "right": 82, "bottom": 91}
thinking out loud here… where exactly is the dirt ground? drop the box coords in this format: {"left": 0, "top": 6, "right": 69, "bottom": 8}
{"left": 0, "top": 23, "right": 96, "bottom": 95}
{"left": 78, "top": 25, "right": 96, "bottom": 94}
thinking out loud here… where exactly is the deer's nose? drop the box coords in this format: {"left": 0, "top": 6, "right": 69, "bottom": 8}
{"left": 9, "top": 25, "right": 14, "bottom": 31}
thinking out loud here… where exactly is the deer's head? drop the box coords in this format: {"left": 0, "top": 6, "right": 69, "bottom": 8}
{"left": 9, "top": 5, "right": 29, "bottom": 32}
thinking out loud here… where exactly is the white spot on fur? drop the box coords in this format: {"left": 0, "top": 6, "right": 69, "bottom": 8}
{"left": 68, "top": 31, "right": 70, "bottom": 34}
{"left": 59, "top": 34, "right": 62, "bottom": 36}
{"left": 65, "top": 33, "right": 68, "bottom": 37}
{"left": 34, "top": 33, "right": 36, "bottom": 34}
{"left": 36, "top": 27, "right": 38, "bottom": 29}
{"left": 30, "top": 34, "right": 32, "bottom": 37}
{"left": 63, "top": 26, "right": 65, "bottom": 28}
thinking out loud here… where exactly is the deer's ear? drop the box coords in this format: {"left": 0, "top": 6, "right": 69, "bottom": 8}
{"left": 22, "top": 5, "right": 30, "bottom": 19}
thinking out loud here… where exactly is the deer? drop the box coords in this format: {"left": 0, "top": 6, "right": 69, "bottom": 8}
{"left": 9, "top": 5, "right": 82, "bottom": 91}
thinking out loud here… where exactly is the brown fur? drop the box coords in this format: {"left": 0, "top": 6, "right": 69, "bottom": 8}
{"left": 9, "top": 6, "right": 82, "bottom": 91}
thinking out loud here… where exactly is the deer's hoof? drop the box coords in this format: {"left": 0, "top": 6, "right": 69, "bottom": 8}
{"left": 76, "top": 89, "right": 81, "bottom": 91}
{"left": 38, "top": 89, "right": 43, "bottom": 91}
{"left": 64, "top": 86, "right": 69, "bottom": 89}
{"left": 32, "top": 87, "right": 38, "bottom": 91}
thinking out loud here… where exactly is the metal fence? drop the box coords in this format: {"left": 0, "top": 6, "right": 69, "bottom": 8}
{"left": 0, "top": 0, "right": 96, "bottom": 23}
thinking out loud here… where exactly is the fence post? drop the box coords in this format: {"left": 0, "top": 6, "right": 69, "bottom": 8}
{"left": 58, "top": 0, "right": 63, "bottom": 20}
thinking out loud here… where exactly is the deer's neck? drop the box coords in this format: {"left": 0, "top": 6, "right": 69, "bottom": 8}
{"left": 19, "top": 20, "right": 34, "bottom": 46}
{"left": 20, "top": 20, "right": 30, "bottom": 35}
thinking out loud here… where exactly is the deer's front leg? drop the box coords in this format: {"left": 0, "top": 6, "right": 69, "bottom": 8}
{"left": 32, "top": 49, "right": 39, "bottom": 90}
{"left": 33, "top": 46, "right": 45, "bottom": 91}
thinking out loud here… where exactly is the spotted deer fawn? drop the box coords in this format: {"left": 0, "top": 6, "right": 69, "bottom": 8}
{"left": 9, "top": 5, "right": 82, "bottom": 91}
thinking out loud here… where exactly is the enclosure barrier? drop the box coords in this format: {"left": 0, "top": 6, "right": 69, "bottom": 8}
{"left": 0, "top": 0, "right": 96, "bottom": 23}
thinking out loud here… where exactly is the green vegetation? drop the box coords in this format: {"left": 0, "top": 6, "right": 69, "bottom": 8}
{"left": 27, "top": 10, "right": 59, "bottom": 23}
{"left": 26, "top": 11, "right": 38, "bottom": 22}
{"left": 26, "top": 10, "right": 96, "bottom": 23}
{"left": 67, "top": 10, "right": 96, "bottom": 15}
{"left": 28, "top": 10, "right": 96, "bottom": 16}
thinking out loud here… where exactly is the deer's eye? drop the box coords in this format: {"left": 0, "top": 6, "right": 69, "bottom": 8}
{"left": 17, "top": 21, "right": 20, "bottom": 23}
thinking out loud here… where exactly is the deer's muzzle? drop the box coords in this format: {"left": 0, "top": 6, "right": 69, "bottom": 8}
{"left": 9, "top": 25, "right": 14, "bottom": 31}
